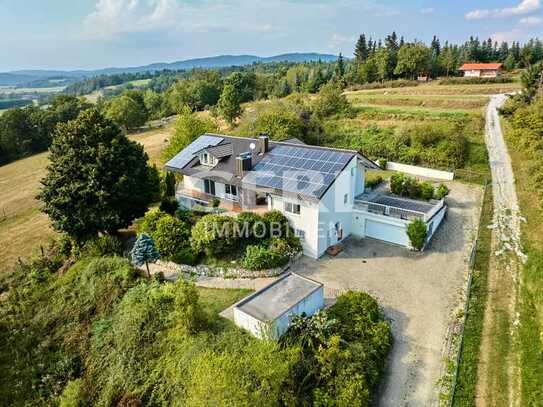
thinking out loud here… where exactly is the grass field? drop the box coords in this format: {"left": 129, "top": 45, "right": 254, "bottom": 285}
{"left": 0, "top": 85, "right": 66, "bottom": 94}
{"left": 0, "top": 125, "right": 173, "bottom": 275}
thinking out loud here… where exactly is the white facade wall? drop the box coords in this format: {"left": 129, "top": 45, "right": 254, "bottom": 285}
{"left": 234, "top": 286, "right": 324, "bottom": 339}
{"left": 317, "top": 157, "right": 362, "bottom": 257}
{"left": 272, "top": 286, "right": 324, "bottom": 338}
{"left": 269, "top": 194, "right": 320, "bottom": 258}
{"left": 426, "top": 205, "right": 447, "bottom": 241}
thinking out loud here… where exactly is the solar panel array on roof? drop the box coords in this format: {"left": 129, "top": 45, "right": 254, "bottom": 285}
{"left": 165, "top": 135, "right": 224, "bottom": 170}
{"left": 248, "top": 145, "right": 353, "bottom": 199}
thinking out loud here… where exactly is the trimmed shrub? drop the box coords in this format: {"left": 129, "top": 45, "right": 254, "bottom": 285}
{"left": 435, "top": 183, "right": 450, "bottom": 200}
{"left": 407, "top": 219, "right": 427, "bottom": 251}
{"left": 151, "top": 215, "right": 191, "bottom": 258}
{"left": 138, "top": 209, "right": 167, "bottom": 234}
{"left": 159, "top": 197, "right": 179, "bottom": 215}
{"left": 237, "top": 212, "right": 265, "bottom": 240}
{"left": 365, "top": 173, "right": 383, "bottom": 189}
{"left": 262, "top": 210, "right": 291, "bottom": 238}
{"left": 171, "top": 246, "right": 200, "bottom": 266}
{"left": 420, "top": 182, "right": 435, "bottom": 201}
{"left": 190, "top": 214, "right": 238, "bottom": 257}
{"left": 242, "top": 245, "right": 288, "bottom": 270}
{"left": 83, "top": 235, "right": 123, "bottom": 257}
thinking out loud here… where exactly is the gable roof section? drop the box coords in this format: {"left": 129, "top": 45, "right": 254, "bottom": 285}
{"left": 164, "top": 134, "right": 223, "bottom": 172}
{"left": 459, "top": 63, "right": 502, "bottom": 71}
{"left": 199, "top": 143, "right": 233, "bottom": 159}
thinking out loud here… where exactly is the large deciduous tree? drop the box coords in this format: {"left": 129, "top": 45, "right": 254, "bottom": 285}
{"left": 394, "top": 42, "right": 431, "bottom": 80}
{"left": 105, "top": 95, "right": 147, "bottom": 131}
{"left": 39, "top": 109, "right": 158, "bottom": 241}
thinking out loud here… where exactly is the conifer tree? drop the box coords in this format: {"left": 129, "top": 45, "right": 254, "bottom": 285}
{"left": 131, "top": 233, "right": 160, "bottom": 278}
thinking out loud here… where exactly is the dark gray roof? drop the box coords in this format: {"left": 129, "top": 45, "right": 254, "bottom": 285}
{"left": 165, "top": 133, "right": 380, "bottom": 199}
{"left": 201, "top": 143, "right": 233, "bottom": 159}
{"left": 235, "top": 273, "right": 323, "bottom": 322}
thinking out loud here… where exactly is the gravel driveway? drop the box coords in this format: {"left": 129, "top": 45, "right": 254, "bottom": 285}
{"left": 291, "top": 181, "right": 483, "bottom": 406}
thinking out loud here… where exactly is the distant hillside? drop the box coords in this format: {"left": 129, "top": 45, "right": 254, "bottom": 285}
{"left": 1, "top": 53, "right": 338, "bottom": 86}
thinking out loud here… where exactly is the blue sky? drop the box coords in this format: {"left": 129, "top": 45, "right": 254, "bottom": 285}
{"left": 0, "top": 0, "right": 542, "bottom": 71}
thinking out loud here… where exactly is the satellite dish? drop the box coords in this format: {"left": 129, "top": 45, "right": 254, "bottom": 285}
{"left": 249, "top": 143, "right": 256, "bottom": 150}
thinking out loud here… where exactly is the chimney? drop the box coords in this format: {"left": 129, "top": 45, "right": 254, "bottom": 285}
{"left": 235, "top": 152, "right": 252, "bottom": 177}
{"left": 258, "top": 134, "right": 269, "bottom": 154}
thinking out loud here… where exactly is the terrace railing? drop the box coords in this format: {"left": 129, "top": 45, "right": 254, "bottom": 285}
{"left": 354, "top": 197, "right": 445, "bottom": 222}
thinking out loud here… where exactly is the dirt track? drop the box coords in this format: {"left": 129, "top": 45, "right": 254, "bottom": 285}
{"left": 476, "top": 94, "right": 524, "bottom": 406}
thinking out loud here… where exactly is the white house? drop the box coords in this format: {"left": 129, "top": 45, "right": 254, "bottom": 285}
{"left": 459, "top": 63, "right": 502, "bottom": 78}
{"left": 165, "top": 133, "right": 447, "bottom": 258}
{"left": 233, "top": 272, "right": 324, "bottom": 339}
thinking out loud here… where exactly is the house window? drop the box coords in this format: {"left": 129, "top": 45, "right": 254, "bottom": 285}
{"left": 204, "top": 179, "right": 216, "bottom": 195}
{"left": 201, "top": 153, "right": 217, "bottom": 166}
{"left": 285, "top": 201, "right": 301, "bottom": 215}
{"left": 344, "top": 193, "right": 349, "bottom": 204}
{"left": 335, "top": 222, "right": 343, "bottom": 240}
{"left": 351, "top": 167, "right": 355, "bottom": 176}
{"left": 295, "top": 229, "right": 305, "bottom": 241}
{"left": 225, "top": 184, "right": 237, "bottom": 196}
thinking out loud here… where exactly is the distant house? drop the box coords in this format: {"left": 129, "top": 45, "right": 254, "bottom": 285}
{"left": 165, "top": 133, "right": 447, "bottom": 258}
{"left": 233, "top": 272, "right": 324, "bottom": 339}
{"left": 459, "top": 63, "right": 502, "bottom": 78}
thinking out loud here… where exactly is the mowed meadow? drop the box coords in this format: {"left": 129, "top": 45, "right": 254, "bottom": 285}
{"left": 0, "top": 80, "right": 521, "bottom": 276}
{"left": 0, "top": 126, "right": 173, "bottom": 274}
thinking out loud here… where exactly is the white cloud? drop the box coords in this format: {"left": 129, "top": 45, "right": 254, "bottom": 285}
{"left": 465, "top": 0, "right": 540, "bottom": 20}
{"left": 420, "top": 7, "right": 434, "bottom": 14}
{"left": 84, "top": 0, "right": 183, "bottom": 39}
{"left": 329, "top": 33, "right": 356, "bottom": 50}
{"left": 491, "top": 28, "right": 524, "bottom": 42}
{"left": 519, "top": 15, "right": 543, "bottom": 25}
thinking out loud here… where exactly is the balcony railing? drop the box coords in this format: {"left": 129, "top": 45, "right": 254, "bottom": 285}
{"left": 354, "top": 197, "right": 445, "bottom": 222}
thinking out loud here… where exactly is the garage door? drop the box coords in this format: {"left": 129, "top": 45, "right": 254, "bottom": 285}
{"left": 365, "top": 219, "right": 409, "bottom": 246}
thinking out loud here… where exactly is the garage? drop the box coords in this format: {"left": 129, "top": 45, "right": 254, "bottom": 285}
{"left": 365, "top": 219, "right": 409, "bottom": 246}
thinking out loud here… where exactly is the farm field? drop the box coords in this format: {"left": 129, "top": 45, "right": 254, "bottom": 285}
{"left": 0, "top": 125, "right": 173, "bottom": 275}
{"left": 0, "top": 85, "right": 66, "bottom": 95}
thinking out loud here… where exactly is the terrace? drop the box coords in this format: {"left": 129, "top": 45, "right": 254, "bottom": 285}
{"left": 354, "top": 184, "right": 445, "bottom": 222}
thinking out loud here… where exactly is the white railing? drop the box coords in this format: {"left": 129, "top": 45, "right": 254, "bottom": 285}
{"left": 354, "top": 199, "right": 425, "bottom": 220}
{"left": 354, "top": 197, "right": 446, "bottom": 222}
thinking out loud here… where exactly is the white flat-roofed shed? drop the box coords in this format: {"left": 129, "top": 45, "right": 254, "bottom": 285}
{"left": 233, "top": 273, "right": 324, "bottom": 339}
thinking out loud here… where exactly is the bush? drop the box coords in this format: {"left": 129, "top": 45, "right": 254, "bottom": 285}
{"left": 59, "top": 379, "right": 85, "bottom": 407}
{"left": 390, "top": 173, "right": 408, "bottom": 196}
{"left": 159, "top": 197, "right": 179, "bottom": 215}
{"left": 407, "top": 219, "right": 427, "bottom": 251}
{"left": 171, "top": 246, "right": 200, "bottom": 266}
{"left": 242, "top": 245, "right": 288, "bottom": 270}
{"left": 365, "top": 173, "right": 383, "bottom": 189}
{"left": 312, "top": 81, "right": 351, "bottom": 118}
{"left": 420, "top": 182, "right": 435, "bottom": 201}
{"left": 190, "top": 214, "right": 238, "bottom": 257}
{"left": 237, "top": 212, "right": 265, "bottom": 239}
{"left": 438, "top": 76, "right": 513, "bottom": 85}
{"left": 151, "top": 215, "right": 191, "bottom": 258}
{"left": 83, "top": 235, "right": 123, "bottom": 257}
{"left": 138, "top": 209, "right": 167, "bottom": 234}
{"left": 434, "top": 183, "right": 450, "bottom": 200}
{"left": 262, "top": 210, "right": 291, "bottom": 238}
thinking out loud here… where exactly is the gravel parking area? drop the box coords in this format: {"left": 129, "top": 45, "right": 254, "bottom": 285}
{"left": 291, "top": 181, "right": 483, "bottom": 406}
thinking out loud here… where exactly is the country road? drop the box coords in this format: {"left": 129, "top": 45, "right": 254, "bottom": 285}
{"left": 476, "top": 94, "right": 525, "bottom": 406}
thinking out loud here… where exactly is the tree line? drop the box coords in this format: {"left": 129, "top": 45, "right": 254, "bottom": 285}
{"left": 349, "top": 32, "right": 543, "bottom": 83}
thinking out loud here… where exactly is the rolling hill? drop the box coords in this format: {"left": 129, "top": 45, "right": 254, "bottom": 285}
{"left": 1, "top": 53, "right": 338, "bottom": 86}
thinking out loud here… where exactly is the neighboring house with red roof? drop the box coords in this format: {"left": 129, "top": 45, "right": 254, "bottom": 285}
{"left": 459, "top": 63, "right": 502, "bottom": 78}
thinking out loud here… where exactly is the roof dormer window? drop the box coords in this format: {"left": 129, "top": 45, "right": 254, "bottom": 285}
{"left": 200, "top": 152, "right": 217, "bottom": 166}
